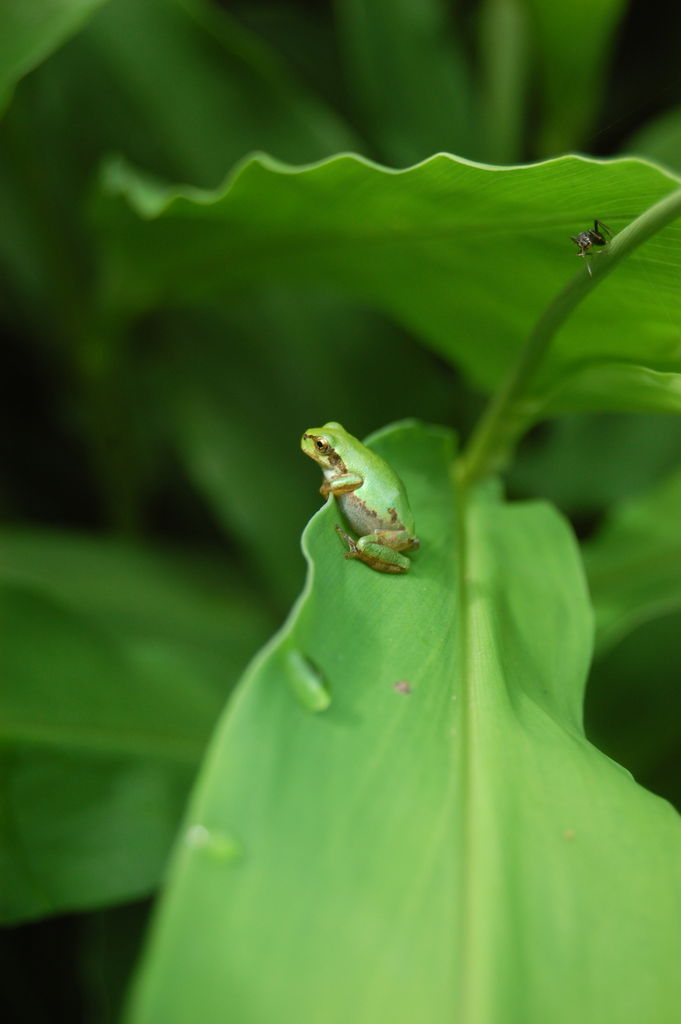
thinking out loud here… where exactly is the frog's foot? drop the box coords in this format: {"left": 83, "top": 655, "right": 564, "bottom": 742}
{"left": 335, "top": 525, "right": 411, "bottom": 574}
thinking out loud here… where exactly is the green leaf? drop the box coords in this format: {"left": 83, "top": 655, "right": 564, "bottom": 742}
{"left": 76, "top": 0, "right": 356, "bottom": 185}
{"left": 542, "top": 362, "right": 681, "bottom": 415}
{"left": 626, "top": 106, "right": 681, "bottom": 177}
{"left": 583, "top": 466, "right": 681, "bottom": 653}
{"left": 0, "top": 530, "right": 272, "bottom": 922}
{"left": 335, "top": 0, "right": 474, "bottom": 163}
{"left": 509, "top": 413, "right": 681, "bottom": 515}
{"left": 127, "top": 422, "right": 681, "bottom": 1024}
{"left": 0, "top": 0, "right": 357, "bottom": 329}
{"left": 525, "top": 0, "right": 628, "bottom": 153}
{"left": 0, "top": 0, "right": 109, "bottom": 116}
{"left": 0, "top": 528, "right": 270, "bottom": 667}
{"left": 95, "top": 152, "right": 681, "bottom": 419}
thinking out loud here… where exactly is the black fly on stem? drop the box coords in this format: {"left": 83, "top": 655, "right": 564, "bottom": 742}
{"left": 570, "top": 219, "right": 612, "bottom": 275}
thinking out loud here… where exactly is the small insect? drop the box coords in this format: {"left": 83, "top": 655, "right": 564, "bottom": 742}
{"left": 570, "top": 219, "right": 611, "bottom": 275}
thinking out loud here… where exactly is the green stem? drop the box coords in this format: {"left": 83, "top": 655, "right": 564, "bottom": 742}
{"left": 478, "top": 0, "right": 529, "bottom": 164}
{"left": 458, "top": 187, "right": 681, "bottom": 484}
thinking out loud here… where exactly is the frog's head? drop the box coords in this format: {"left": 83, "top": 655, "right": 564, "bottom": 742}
{"left": 301, "top": 422, "right": 347, "bottom": 471}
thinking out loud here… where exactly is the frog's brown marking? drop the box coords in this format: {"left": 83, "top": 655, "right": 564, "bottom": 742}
{"left": 388, "top": 506, "right": 398, "bottom": 524}
{"left": 341, "top": 493, "right": 407, "bottom": 536}
{"left": 301, "top": 432, "right": 347, "bottom": 474}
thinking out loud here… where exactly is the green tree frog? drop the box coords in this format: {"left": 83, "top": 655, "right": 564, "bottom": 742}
{"left": 301, "top": 422, "right": 420, "bottom": 574}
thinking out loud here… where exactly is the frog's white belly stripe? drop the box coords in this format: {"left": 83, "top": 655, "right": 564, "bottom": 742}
{"left": 339, "top": 493, "right": 403, "bottom": 535}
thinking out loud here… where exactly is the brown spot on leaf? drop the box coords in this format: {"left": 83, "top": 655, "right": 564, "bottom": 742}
{"left": 393, "top": 680, "right": 412, "bottom": 695}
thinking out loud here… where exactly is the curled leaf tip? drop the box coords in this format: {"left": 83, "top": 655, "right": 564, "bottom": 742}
{"left": 286, "top": 649, "right": 331, "bottom": 712}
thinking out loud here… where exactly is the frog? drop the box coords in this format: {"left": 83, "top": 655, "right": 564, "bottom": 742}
{"left": 301, "top": 422, "right": 420, "bottom": 574}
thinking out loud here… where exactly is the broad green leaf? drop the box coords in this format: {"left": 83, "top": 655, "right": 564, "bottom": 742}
{"left": 626, "top": 106, "right": 681, "bottom": 177}
{"left": 128, "top": 423, "right": 681, "bottom": 1024}
{"left": 0, "top": 0, "right": 109, "bottom": 116}
{"left": 228, "top": 3, "right": 347, "bottom": 113}
{"left": 95, "top": 152, "right": 681, "bottom": 419}
{"left": 0, "top": 584, "right": 196, "bottom": 924}
{"left": 0, "top": 0, "right": 356, "bottom": 330}
{"left": 0, "top": 530, "right": 272, "bottom": 922}
{"left": 0, "top": 528, "right": 270, "bottom": 668}
{"left": 335, "top": 0, "right": 474, "bottom": 163}
{"left": 542, "top": 362, "right": 681, "bottom": 416}
{"left": 525, "top": 0, "right": 628, "bottom": 154}
{"left": 509, "top": 413, "right": 681, "bottom": 515}
{"left": 76, "top": 0, "right": 356, "bottom": 185}
{"left": 583, "top": 466, "right": 681, "bottom": 653}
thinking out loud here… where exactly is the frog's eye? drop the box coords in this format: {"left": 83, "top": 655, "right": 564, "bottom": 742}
{"left": 315, "top": 437, "right": 332, "bottom": 454}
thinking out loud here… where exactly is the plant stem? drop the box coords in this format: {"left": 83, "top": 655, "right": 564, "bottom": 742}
{"left": 478, "top": 0, "right": 528, "bottom": 164}
{"left": 458, "top": 186, "right": 681, "bottom": 484}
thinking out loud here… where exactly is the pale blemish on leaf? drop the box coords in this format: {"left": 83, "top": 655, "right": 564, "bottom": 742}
{"left": 185, "top": 825, "right": 240, "bottom": 863}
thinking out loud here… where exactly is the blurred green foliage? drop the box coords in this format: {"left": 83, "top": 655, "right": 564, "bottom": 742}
{"left": 1, "top": 0, "right": 680, "bottom": 1020}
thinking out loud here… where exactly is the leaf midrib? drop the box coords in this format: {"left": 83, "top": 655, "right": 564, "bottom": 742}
{"left": 455, "top": 476, "right": 504, "bottom": 1021}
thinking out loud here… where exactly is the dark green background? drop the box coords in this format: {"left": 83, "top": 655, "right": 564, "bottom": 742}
{"left": 2, "top": 1, "right": 681, "bottom": 1020}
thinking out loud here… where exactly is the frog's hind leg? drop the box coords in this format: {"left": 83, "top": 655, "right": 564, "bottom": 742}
{"left": 372, "top": 529, "right": 420, "bottom": 552}
{"left": 335, "top": 526, "right": 411, "bottom": 574}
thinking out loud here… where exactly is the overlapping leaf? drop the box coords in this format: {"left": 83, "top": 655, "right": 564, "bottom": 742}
{"left": 584, "top": 466, "right": 681, "bottom": 652}
{"left": 525, "top": 0, "right": 628, "bottom": 153}
{"left": 335, "top": 0, "right": 473, "bottom": 163}
{"left": 0, "top": 0, "right": 356, "bottom": 329}
{"left": 0, "top": 0, "right": 109, "bottom": 115}
{"left": 96, "top": 152, "right": 681, "bottom": 418}
{"left": 0, "top": 530, "right": 272, "bottom": 922}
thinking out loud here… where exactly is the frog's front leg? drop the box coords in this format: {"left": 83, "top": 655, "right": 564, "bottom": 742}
{"left": 335, "top": 526, "right": 417, "bottom": 574}
{"left": 320, "top": 472, "right": 363, "bottom": 497}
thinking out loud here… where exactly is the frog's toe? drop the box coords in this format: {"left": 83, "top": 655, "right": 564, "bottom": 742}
{"left": 335, "top": 524, "right": 358, "bottom": 554}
